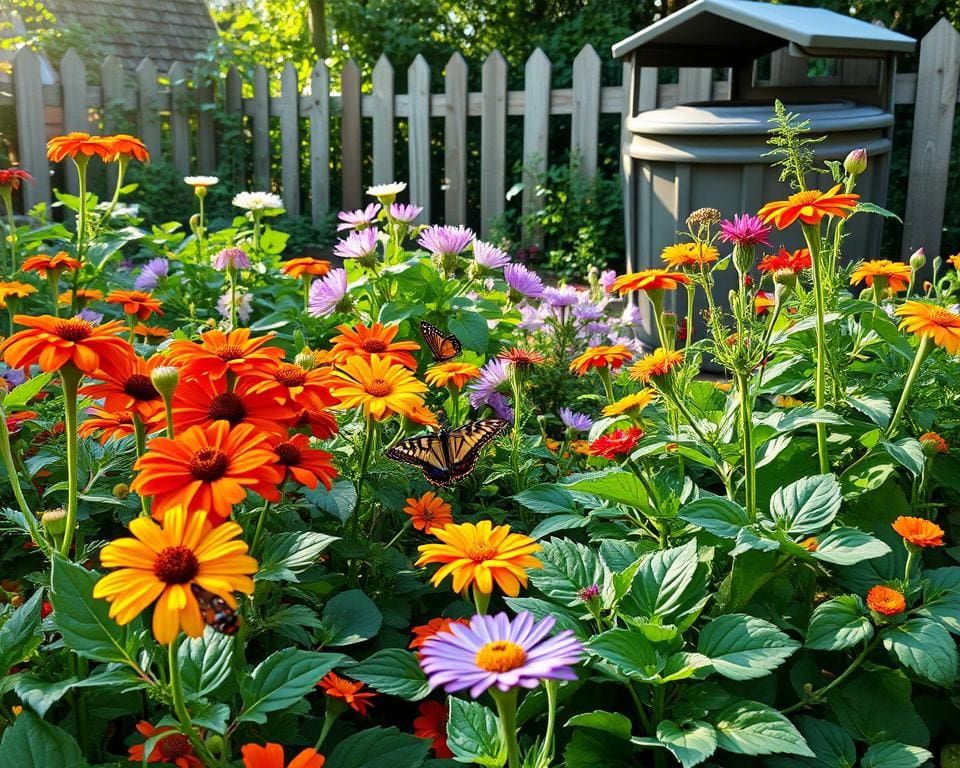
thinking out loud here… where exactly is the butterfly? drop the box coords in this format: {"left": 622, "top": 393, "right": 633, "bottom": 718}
{"left": 385, "top": 418, "right": 509, "bottom": 487}
{"left": 419, "top": 321, "right": 462, "bottom": 362}
{"left": 191, "top": 584, "right": 240, "bottom": 635}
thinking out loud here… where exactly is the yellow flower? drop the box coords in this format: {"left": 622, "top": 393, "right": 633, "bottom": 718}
{"left": 660, "top": 242, "right": 719, "bottom": 269}
{"left": 602, "top": 389, "right": 656, "bottom": 417}
{"left": 424, "top": 362, "right": 481, "bottom": 389}
{"left": 895, "top": 301, "right": 960, "bottom": 355}
{"left": 850, "top": 260, "right": 912, "bottom": 294}
{"left": 331, "top": 354, "right": 428, "bottom": 420}
{"left": 629, "top": 348, "right": 684, "bottom": 384}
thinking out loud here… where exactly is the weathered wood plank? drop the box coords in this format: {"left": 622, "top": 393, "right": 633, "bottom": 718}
{"left": 677, "top": 67, "right": 713, "bottom": 102}
{"left": 168, "top": 62, "right": 191, "bottom": 176}
{"left": 225, "top": 66, "right": 246, "bottom": 188}
{"left": 195, "top": 70, "right": 216, "bottom": 173}
{"left": 444, "top": 53, "right": 468, "bottom": 225}
{"left": 135, "top": 58, "right": 162, "bottom": 164}
{"left": 768, "top": 48, "right": 809, "bottom": 87}
{"left": 522, "top": 48, "right": 551, "bottom": 243}
{"left": 480, "top": 51, "right": 507, "bottom": 238}
{"left": 309, "top": 60, "right": 331, "bottom": 225}
{"left": 408, "top": 55, "right": 431, "bottom": 223}
{"left": 101, "top": 55, "right": 125, "bottom": 189}
{"left": 279, "top": 62, "right": 300, "bottom": 215}
{"left": 12, "top": 48, "right": 50, "bottom": 210}
{"left": 60, "top": 49, "right": 88, "bottom": 197}
{"left": 638, "top": 66, "right": 658, "bottom": 111}
{"left": 341, "top": 59, "right": 363, "bottom": 211}
{"left": 252, "top": 64, "right": 270, "bottom": 190}
{"left": 902, "top": 18, "right": 960, "bottom": 259}
{"left": 372, "top": 55, "right": 395, "bottom": 187}
{"left": 572, "top": 44, "right": 601, "bottom": 179}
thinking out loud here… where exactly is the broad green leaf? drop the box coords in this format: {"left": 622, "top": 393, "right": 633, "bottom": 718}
{"left": 805, "top": 596, "right": 873, "bottom": 651}
{"left": 3, "top": 373, "right": 53, "bottom": 408}
{"left": 881, "top": 438, "right": 925, "bottom": 476}
{"left": 445, "top": 698, "right": 504, "bottom": 767}
{"left": 711, "top": 700, "right": 813, "bottom": 757}
{"left": 882, "top": 618, "right": 959, "bottom": 687}
{"left": 917, "top": 567, "right": 960, "bottom": 634}
{"left": 585, "top": 627, "right": 658, "bottom": 680}
{"left": 0, "top": 590, "right": 43, "bottom": 673}
{"left": 190, "top": 701, "right": 230, "bottom": 734}
{"left": 529, "top": 513, "right": 590, "bottom": 539}
{"left": 321, "top": 589, "right": 382, "bottom": 646}
{"left": 696, "top": 614, "right": 799, "bottom": 681}
{"left": 810, "top": 529, "right": 890, "bottom": 566}
{"left": 256, "top": 531, "right": 339, "bottom": 581}
{"left": 565, "top": 710, "right": 634, "bottom": 740}
{"left": 502, "top": 597, "right": 588, "bottom": 640}
{"left": 305, "top": 480, "right": 358, "bottom": 522}
{"left": 846, "top": 395, "right": 892, "bottom": 429}
{"left": 178, "top": 629, "right": 235, "bottom": 699}
{"left": 326, "top": 726, "right": 431, "bottom": 768}
{"left": 0, "top": 711, "right": 86, "bottom": 768}
{"left": 656, "top": 720, "right": 717, "bottom": 768}
{"left": 829, "top": 670, "right": 929, "bottom": 746}
{"left": 794, "top": 716, "right": 856, "bottom": 768}
{"left": 238, "top": 649, "right": 341, "bottom": 724}
{"left": 528, "top": 538, "right": 607, "bottom": 607}
{"left": 765, "top": 474, "right": 842, "bottom": 535}
{"left": 13, "top": 667, "right": 141, "bottom": 718}
{"left": 624, "top": 540, "right": 708, "bottom": 630}
{"left": 567, "top": 729, "right": 641, "bottom": 768}
{"left": 729, "top": 526, "right": 780, "bottom": 557}
{"left": 599, "top": 539, "right": 644, "bottom": 571}
{"left": 562, "top": 469, "right": 649, "bottom": 510}
{"left": 856, "top": 201, "right": 902, "bottom": 222}
{"left": 861, "top": 742, "right": 932, "bottom": 768}
{"left": 513, "top": 484, "right": 577, "bottom": 515}
{"left": 448, "top": 311, "right": 489, "bottom": 353}
{"left": 679, "top": 495, "right": 750, "bottom": 539}
{"left": 350, "top": 648, "right": 429, "bottom": 701}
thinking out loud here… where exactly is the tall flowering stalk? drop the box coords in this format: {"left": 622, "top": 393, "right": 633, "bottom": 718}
{"left": 0, "top": 169, "right": 33, "bottom": 277}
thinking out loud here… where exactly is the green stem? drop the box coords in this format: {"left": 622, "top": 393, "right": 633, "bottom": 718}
{"left": 782, "top": 637, "right": 880, "bottom": 715}
{"left": 904, "top": 546, "right": 918, "bottom": 584}
{"left": 0, "top": 409, "right": 46, "bottom": 554}
{"left": 302, "top": 275, "right": 312, "bottom": 315}
{"left": 228, "top": 267, "right": 238, "bottom": 330}
{"left": 59, "top": 365, "right": 81, "bottom": 558}
{"left": 472, "top": 583, "right": 491, "bottom": 615}
{"left": 162, "top": 394, "right": 175, "bottom": 439}
{"left": 133, "top": 414, "right": 150, "bottom": 517}
{"left": 735, "top": 370, "right": 756, "bottom": 521}
{"left": 535, "top": 680, "right": 559, "bottom": 768}
{"left": 683, "top": 283, "right": 696, "bottom": 352}
{"left": 800, "top": 222, "right": 830, "bottom": 473}
{"left": 250, "top": 499, "right": 272, "bottom": 554}
{"left": 349, "top": 417, "right": 377, "bottom": 543}
{"left": 596, "top": 366, "right": 616, "bottom": 406}
{"left": 384, "top": 518, "right": 412, "bottom": 550}
{"left": 313, "top": 708, "right": 340, "bottom": 751}
{"left": 886, "top": 335, "right": 934, "bottom": 438}
{"left": 197, "top": 193, "right": 206, "bottom": 262}
{"left": 653, "top": 685, "right": 667, "bottom": 768}
{"left": 2, "top": 189, "right": 16, "bottom": 277}
{"left": 49, "top": 271, "right": 60, "bottom": 317}
{"left": 168, "top": 636, "right": 221, "bottom": 766}
{"left": 491, "top": 688, "right": 521, "bottom": 768}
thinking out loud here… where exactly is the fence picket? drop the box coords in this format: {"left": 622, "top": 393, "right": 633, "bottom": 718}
{"left": 135, "top": 58, "right": 161, "bottom": 163}
{"left": 408, "top": 55, "right": 431, "bottom": 223}
{"left": 481, "top": 51, "right": 507, "bottom": 238}
{"left": 101, "top": 56, "right": 125, "bottom": 189}
{"left": 309, "top": 61, "right": 331, "bottom": 225}
{"left": 61, "top": 49, "right": 88, "bottom": 197}
{"left": 572, "top": 45, "right": 601, "bottom": 179}
{"left": 225, "top": 66, "right": 246, "bottom": 189}
{"left": 195, "top": 70, "right": 217, "bottom": 173}
{"left": 341, "top": 59, "right": 363, "bottom": 211}
{"left": 279, "top": 62, "right": 300, "bottom": 215}
{"left": 372, "top": 55, "right": 395, "bottom": 187}
{"left": 168, "top": 62, "right": 191, "bottom": 175}
{"left": 12, "top": 48, "right": 50, "bottom": 210}
{"left": 444, "top": 53, "right": 468, "bottom": 226}
{"left": 522, "top": 48, "right": 551, "bottom": 243}
{"left": 252, "top": 65, "right": 270, "bottom": 190}
{"left": 678, "top": 67, "right": 712, "bottom": 102}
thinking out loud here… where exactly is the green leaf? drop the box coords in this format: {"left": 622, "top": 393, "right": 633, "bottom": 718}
{"left": 765, "top": 474, "right": 842, "bottom": 535}
{"left": 321, "top": 589, "right": 382, "bottom": 646}
{"left": 13, "top": 668, "right": 140, "bottom": 718}
{"left": 0, "top": 711, "right": 87, "bottom": 768}
{"left": 445, "top": 698, "right": 505, "bottom": 766}
{"left": 513, "top": 484, "right": 577, "bottom": 515}
{"left": 529, "top": 513, "right": 590, "bottom": 539}
{"left": 710, "top": 700, "right": 813, "bottom": 757}
{"left": 861, "top": 742, "right": 932, "bottom": 768}
{"left": 810, "top": 529, "right": 890, "bottom": 566}
{"left": 624, "top": 540, "right": 708, "bottom": 630}
{"left": 565, "top": 710, "right": 634, "bottom": 740}
{"left": 881, "top": 438, "right": 925, "bottom": 476}
{"left": 792, "top": 716, "right": 856, "bottom": 768}
{"left": 696, "top": 614, "right": 799, "bottom": 681}
{"left": 805, "top": 596, "right": 873, "bottom": 651}
{"left": 0, "top": 590, "right": 43, "bottom": 673}
{"left": 350, "top": 649, "right": 429, "bottom": 701}
{"left": 917, "top": 567, "right": 960, "bottom": 634}
{"left": 830, "top": 670, "right": 929, "bottom": 746}
{"left": 855, "top": 201, "right": 902, "bottom": 222}
{"left": 502, "top": 597, "right": 588, "bottom": 640}
{"left": 846, "top": 394, "right": 892, "bottom": 429}
{"left": 190, "top": 701, "right": 230, "bottom": 734}
{"left": 178, "top": 629, "right": 235, "bottom": 699}
{"left": 256, "top": 531, "right": 339, "bottom": 582}
{"left": 326, "top": 726, "right": 431, "bottom": 768}
{"left": 568, "top": 730, "right": 641, "bottom": 768}
{"left": 882, "top": 618, "right": 959, "bottom": 687}
{"left": 679, "top": 495, "right": 750, "bottom": 539}
{"left": 3, "top": 373, "right": 53, "bottom": 408}
{"left": 585, "top": 628, "right": 659, "bottom": 681}
{"left": 562, "top": 469, "right": 649, "bottom": 509}
{"left": 305, "top": 480, "right": 358, "bottom": 522}
{"left": 656, "top": 720, "right": 717, "bottom": 768}
{"left": 448, "top": 311, "right": 489, "bottom": 353}
{"left": 528, "top": 538, "right": 607, "bottom": 607}
{"left": 238, "top": 649, "right": 341, "bottom": 724}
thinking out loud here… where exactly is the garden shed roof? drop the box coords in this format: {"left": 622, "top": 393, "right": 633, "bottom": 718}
{"left": 611, "top": 0, "right": 915, "bottom": 66}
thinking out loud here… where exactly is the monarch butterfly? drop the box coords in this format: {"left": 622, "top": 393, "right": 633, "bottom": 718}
{"left": 419, "top": 321, "right": 462, "bottom": 362}
{"left": 190, "top": 584, "right": 240, "bottom": 635}
{"left": 385, "top": 418, "right": 509, "bottom": 487}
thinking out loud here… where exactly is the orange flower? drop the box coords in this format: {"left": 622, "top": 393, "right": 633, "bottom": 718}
{"left": 892, "top": 516, "right": 944, "bottom": 548}
{"left": 424, "top": 362, "right": 482, "bottom": 389}
{"left": 629, "top": 348, "right": 684, "bottom": 384}
{"left": 131, "top": 421, "right": 282, "bottom": 521}
{"left": 295, "top": 407, "right": 339, "bottom": 440}
{"left": 569, "top": 344, "right": 632, "bottom": 375}
{"left": 318, "top": 672, "right": 375, "bottom": 716}
{"left": 866, "top": 585, "right": 906, "bottom": 616}
{"left": 755, "top": 291, "right": 775, "bottom": 316}
{"left": 569, "top": 439, "right": 592, "bottom": 456}
{"left": 171, "top": 376, "right": 297, "bottom": 436}
{"left": 949, "top": 253, "right": 960, "bottom": 271}
{"left": 758, "top": 184, "right": 860, "bottom": 229}
{"left": 850, "top": 260, "right": 912, "bottom": 294}
{"left": 331, "top": 354, "right": 428, "bottom": 421}
{"left": 660, "top": 242, "right": 719, "bottom": 268}
{"left": 0, "top": 282, "right": 37, "bottom": 308}
{"left": 497, "top": 348, "right": 546, "bottom": 368}
{"left": 241, "top": 743, "right": 325, "bottom": 768}
{"left": 102, "top": 134, "right": 150, "bottom": 162}
{"left": 414, "top": 700, "right": 453, "bottom": 759}
{"left": 281, "top": 258, "right": 332, "bottom": 279}
{"left": 46, "top": 132, "right": 114, "bottom": 163}
{"left": 895, "top": 301, "right": 960, "bottom": 355}
{"left": 416, "top": 520, "right": 542, "bottom": 597}
{"left": 5, "top": 410, "right": 37, "bottom": 435}
{"left": 799, "top": 536, "right": 818, "bottom": 552}
{"left": 265, "top": 433, "right": 337, "bottom": 493}
{"left": 135, "top": 324, "right": 172, "bottom": 342}
{"left": 330, "top": 322, "right": 420, "bottom": 370}
{"left": 21, "top": 251, "right": 81, "bottom": 277}
{"left": 602, "top": 389, "right": 656, "bottom": 417}
{"left": 757, "top": 247, "right": 811, "bottom": 274}
{"left": 58, "top": 288, "right": 103, "bottom": 306}
{"left": 80, "top": 354, "right": 165, "bottom": 421}
{"left": 104, "top": 289, "right": 163, "bottom": 320}
{"left": 401, "top": 399, "right": 439, "bottom": 428}
{"left": 127, "top": 721, "right": 203, "bottom": 768}
{"left": 78, "top": 407, "right": 140, "bottom": 443}
{"left": 1, "top": 315, "right": 131, "bottom": 375}
{"left": 609, "top": 269, "right": 690, "bottom": 295}
{"left": 408, "top": 617, "right": 469, "bottom": 649}
{"left": 919, "top": 431, "right": 949, "bottom": 455}
{"left": 166, "top": 328, "right": 285, "bottom": 381}
{"left": 404, "top": 491, "right": 454, "bottom": 532}
{"left": 245, "top": 361, "right": 339, "bottom": 412}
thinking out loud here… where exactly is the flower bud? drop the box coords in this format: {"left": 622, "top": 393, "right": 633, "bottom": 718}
{"left": 42, "top": 507, "right": 68, "bottom": 536}
{"left": 150, "top": 365, "right": 180, "bottom": 398}
{"left": 844, "top": 148, "right": 868, "bottom": 176}
{"left": 294, "top": 351, "right": 316, "bottom": 371}
{"left": 910, "top": 247, "right": 926, "bottom": 271}
{"left": 733, "top": 243, "right": 754, "bottom": 276}
{"left": 773, "top": 268, "right": 797, "bottom": 292}
{"left": 112, "top": 483, "right": 130, "bottom": 499}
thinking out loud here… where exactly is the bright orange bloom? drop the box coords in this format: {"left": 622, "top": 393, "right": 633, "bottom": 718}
{"left": 241, "top": 743, "right": 325, "bottom": 768}
{"left": 609, "top": 269, "right": 690, "bottom": 295}
{"left": 330, "top": 322, "right": 420, "bottom": 370}
{"left": 46, "top": 132, "right": 113, "bottom": 163}
{"left": 318, "top": 672, "right": 375, "bottom": 716}
{"left": 414, "top": 700, "right": 453, "bottom": 759}
{"left": 569, "top": 344, "right": 633, "bottom": 375}
{"left": 569, "top": 439, "right": 592, "bottom": 456}
{"left": 408, "top": 617, "right": 469, "bottom": 649}
{"left": 755, "top": 291, "right": 775, "bottom": 316}
{"left": 80, "top": 354, "right": 165, "bottom": 421}
{"left": 775, "top": 395, "right": 804, "bottom": 408}
{"left": 0, "top": 282, "right": 37, "bottom": 308}
{"left": 660, "top": 242, "right": 719, "bottom": 268}
{"left": 281, "top": 258, "right": 332, "bottom": 279}
{"left": 850, "top": 260, "right": 912, "bottom": 294}
{"left": 166, "top": 328, "right": 285, "bottom": 381}
{"left": 127, "top": 721, "right": 203, "bottom": 768}
{"left": 758, "top": 184, "right": 860, "bottom": 229}
{"left": 895, "top": 301, "right": 960, "bottom": 355}
{"left": 102, "top": 134, "right": 150, "bottom": 162}
{"left": 1, "top": 315, "right": 130, "bottom": 375}
{"left": 404, "top": 491, "right": 454, "bottom": 532}
{"left": 416, "top": 520, "right": 542, "bottom": 597}
{"left": 629, "top": 348, "right": 684, "bottom": 384}
{"left": 171, "top": 376, "right": 297, "bottom": 436}
{"left": 294, "top": 408, "right": 339, "bottom": 440}
{"left": 799, "top": 536, "right": 818, "bottom": 552}
{"left": 104, "top": 289, "right": 163, "bottom": 320}
{"left": 245, "top": 361, "right": 339, "bottom": 412}
{"left": 135, "top": 324, "right": 172, "bottom": 342}
{"left": 919, "top": 432, "right": 949, "bottom": 455}
{"left": 425, "top": 362, "right": 482, "bottom": 389}
{"left": 602, "top": 389, "right": 656, "bottom": 417}
{"left": 21, "top": 252, "right": 81, "bottom": 277}
{"left": 265, "top": 433, "right": 337, "bottom": 494}
{"left": 757, "top": 247, "right": 812, "bottom": 274}
{"left": 497, "top": 348, "right": 546, "bottom": 367}
{"left": 58, "top": 288, "right": 103, "bottom": 306}
{"left": 78, "top": 407, "right": 149, "bottom": 443}
{"left": 892, "top": 516, "right": 944, "bottom": 548}
{"left": 403, "top": 399, "right": 440, "bottom": 428}
{"left": 948, "top": 253, "right": 960, "bottom": 271}
{"left": 866, "top": 585, "right": 906, "bottom": 616}
{"left": 131, "top": 421, "right": 282, "bottom": 521}
{"left": 331, "top": 354, "right": 428, "bottom": 421}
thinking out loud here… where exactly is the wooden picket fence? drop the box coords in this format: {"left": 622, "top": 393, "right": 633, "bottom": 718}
{"left": 3, "top": 16, "right": 960, "bottom": 256}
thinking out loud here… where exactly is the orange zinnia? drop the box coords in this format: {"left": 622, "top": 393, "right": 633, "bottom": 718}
{"left": 58, "top": 288, "right": 103, "bottom": 306}
{"left": 919, "top": 432, "right": 949, "bottom": 455}
{"left": 404, "top": 491, "right": 454, "bottom": 532}
{"left": 171, "top": 376, "right": 297, "bottom": 436}
{"left": 0, "top": 282, "right": 38, "bottom": 308}
{"left": 609, "top": 269, "right": 690, "bottom": 295}
{"left": 403, "top": 399, "right": 440, "bottom": 427}
{"left": 660, "top": 242, "right": 719, "bottom": 269}
{"left": 331, "top": 354, "right": 428, "bottom": 421}
{"left": 46, "top": 132, "right": 114, "bottom": 163}
{"left": 1, "top": 315, "right": 131, "bottom": 375}
{"left": 408, "top": 617, "right": 469, "bottom": 649}
{"left": 330, "top": 322, "right": 421, "bottom": 370}
{"left": 892, "top": 515, "right": 944, "bottom": 548}
{"left": 78, "top": 407, "right": 155, "bottom": 443}
{"left": 80, "top": 354, "right": 165, "bottom": 421}
{"left": 895, "top": 301, "right": 960, "bottom": 355}
{"left": 602, "top": 389, "right": 656, "bottom": 417}
{"left": 131, "top": 421, "right": 282, "bottom": 521}
{"left": 166, "top": 328, "right": 285, "bottom": 381}
{"left": 850, "top": 260, "right": 912, "bottom": 294}
{"left": 866, "top": 585, "right": 906, "bottom": 616}
{"left": 127, "top": 721, "right": 203, "bottom": 768}
{"left": 758, "top": 184, "right": 860, "bottom": 229}
{"left": 295, "top": 407, "right": 339, "bottom": 440}
{"left": 424, "top": 362, "right": 482, "bottom": 389}
{"left": 241, "top": 743, "right": 325, "bottom": 768}
{"left": 21, "top": 252, "right": 82, "bottom": 277}
{"left": 318, "top": 672, "right": 375, "bottom": 716}
{"left": 135, "top": 324, "right": 172, "bottom": 342}
{"left": 569, "top": 344, "right": 633, "bottom": 375}
{"left": 102, "top": 134, "right": 150, "bottom": 163}
{"left": 281, "top": 257, "right": 332, "bottom": 279}
{"left": 104, "top": 289, "right": 163, "bottom": 320}
{"left": 629, "top": 348, "right": 684, "bottom": 384}
{"left": 245, "top": 361, "right": 339, "bottom": 412}
{"left": 265, "top": 433, "right": 337, "bottom": 493}
{"left": 416, "top": 520, "right": 542, "bottom": 597}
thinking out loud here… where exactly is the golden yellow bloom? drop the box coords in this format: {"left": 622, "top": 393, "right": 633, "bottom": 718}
{"left": 331, "top": 354, "right": 428, "bottom": 420}
{"left": 0, "top": 282, "right": 37, "bottom": 308}
{"left": 850, "top": 260, "right": 912, "bottom": 294}
{"left": 629, "top": 348, "right": 684, "bottom": 384}
{"left": 895, "top": 301, "right": 960, "bottom": 355}
{"left": 775, "top": 395, "right": 804, "bottom": 408}
{"left": 425, "top": 362, "right": 481, "bottom": 389}
{"left": 602, "top": 389, "right": 656, "bottom": 417}
{"left": 660, "top": 242, "right": 719, "bottom": 269}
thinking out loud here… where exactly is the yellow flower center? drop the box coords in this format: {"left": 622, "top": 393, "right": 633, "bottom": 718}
{"left": 475, "top": 640, "right": 527, "bottom": 672}
{"left": 466, "top": 542, "right": 498, "bottom": 562}
{"left": 929, "top": 306, "right": 960, "bottom": 328}
{"left": 153, "top": 546, "right": 199, "bottom": 584}
{"left": 54, "top": 318, "right": 93, "bottom": 341}
{"left": 788, "top": 190, "right": 823, "bottom": 205}
{"left": 364, "top": 378, "right": 392, "bottom": 397}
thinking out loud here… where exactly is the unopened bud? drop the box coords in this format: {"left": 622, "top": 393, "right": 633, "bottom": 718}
{"left": 773, "top": 268, "right": 797, "bottom": 292}
{"left": 150, "top": 365, "right": 179, "bottom": 398}
{"left": 844, "top": 148, "right": 868, "bottom": 176}
{"left": 294, "top": 352, "right": 316, "bottom": 371}
{"left": 112, "top": 483, "right": 130, "bottom": 499}
{"left": 733, "top": 243, "right": 754, "bottom": 276}
{"left": 41, "top": 507, "right": 68, "bottom": 536}
{"left": 910, "top": 248, "right": 926, "bottom": 271}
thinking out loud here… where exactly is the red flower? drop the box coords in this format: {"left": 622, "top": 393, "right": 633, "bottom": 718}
{"left": 414, "top": 700, "right": 454, "bottom": 759}
{"left": 589, "top": 427, "right": 644, "bottom": 459}
{"left": 0, "top": 168, "right": 34, "bottom": 190}
{"left": 758, "top": 247, "right": 812, "bottom": 274}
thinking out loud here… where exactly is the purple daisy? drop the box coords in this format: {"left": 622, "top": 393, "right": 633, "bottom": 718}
{"left": 487, "top": 392, "right": 514, "bottom": 422}
{"left": 418, "top": 225, "right": 475, "bottom": 256}
{"left": 599, "top": 270, "right": 617, "bottom": 293}
{"left": 543, "top": 285, "right": 579, "bottom": 308}
{"left": 308, "top": 268, "right": 349, "bottom": 316}
{"left": 504, "top": 264, "right": 544, "bottom": 299}
{"left": 75, "top": 308, "right": 103, "bottom": 325}
{"left": 473, "top": 241, "right": 511, "bottom": 270}
{"left": 389, "top": 203, "right": 423, "bottom": 223}
{"left": 517, "top": 303, "right": 546, "bottom": 332}
{"left": 337, "top": 203, "right": 381, "bottom": 232}
{"left": 213, "top": 247, "right": 250, "bottom": 271}
{"left": 0, "top": 367, "right": 26, "bottom": 389}
{"left": 468, "top": 358, "right": 513, "bottom": 418}
{"left": 334, "top": 228, "right": 379, "bottom": 261}
{"left": 559, "top": 407, "right": 592, "bottom": 432}
{"left": 718, "top": 213, "right": 772, "bottom": 247}
{"left": 573, "top": 299, "right": 604, "bottom": 321}
{"left": 134, "top": 257, "right": 169, "bottom": 291}
{"left": 419, "top": 612, "right": 583, "bottom": 698}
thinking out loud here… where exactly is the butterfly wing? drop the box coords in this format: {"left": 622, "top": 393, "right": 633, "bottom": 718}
{"left": 385, "top": 433, "right": 455, "bottom": 487}
{"left": 190, "top": 584, "right": 240, "bottom": 635}
{"left": 443, "top": 419, "right": 510, "bottom": 483}
{"left": 419, "top": 321, "right": 462, "bottom": 362}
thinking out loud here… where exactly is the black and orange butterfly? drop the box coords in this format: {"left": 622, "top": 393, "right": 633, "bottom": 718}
{"left": 419, "top": 321, "right": 462, "bottom": 362}
{"left": 191, "top": 584, "right": 240, "bottom": 635}
{"left": 386, "top": 418, "right": 509, "bottom": 487}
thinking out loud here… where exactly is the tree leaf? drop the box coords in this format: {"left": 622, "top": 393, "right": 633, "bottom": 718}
{"left": 528, "top": 538, "right": 607, "bottom": 607}
{"left": 565, "top": 710, "right": 634, "bottom": 740}
{"left": 696, "top": 614, "right": 799, "bottom": 681}
{"left": 256, "top": 531, "right": 339, "bottom": 582}
{"left": 710, "top": 700, "right": 814, "bottom": 757}
{"left": 764, "top": 474, "right": 842, "bottom": 535}
{"left": 0, "top": 590, "right": 43, "bottom": 673}
{"left": 861, "top": 741, "right": 932, "bottom": 768}
{"left": 829, "top": 670, "right": 929, "bottom": 746}
{"left": 810, "top": 529, "right": 890, "bottom": 566}
{"left": 513, "top": 484, "right": 577, "bottom": 515}
{"left": 679, "top": 495, "right": 750, "bottom": 539}
{"left": 656, "top": 720, "right": 717, "bottom": 768}
{"left": 238, "top": 648, "right": 341, "bottom": 724}
{"left": 321, "top": 589, "right": 382, "bottom": 646}
{"left": 0, "top": 711, "right": 87, "bottom": 768}
{"left": 585, "top": 628, "right": 659, "bottom": 682}
{"left": 445, "top": 698, "right": 504, "bottom": 767}
{"left": 326, "top": 725, "right": 431, "bottom": 768}
{"left": 805, "top": 595, "right": 874, "bottom": 651}
{"left": 917, "top": 566, "right": 960, "bottom": 635}
{"left": 562, "top": 469, "right": 649, "bottom": 510}
{"left": 624, "top": 540, "right": 708, "bottom": 631}
{"left": 882, "top": 618, "right": 959, "bottom": 687}
{"left": 350, "top": 649, "right": 430, "bottom": 701}
{"left": 178, "top": 629, "right": 235, "bottom": 699}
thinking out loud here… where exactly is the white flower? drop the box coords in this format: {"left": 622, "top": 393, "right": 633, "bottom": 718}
{"left": 184, "top": 175, "right": 219, "bottom": 187}
{"left": 232, "top": 191, "right": 285, "bottom": 212}
{"left": 366, "top": 182, "right": 407, "bottom": 199}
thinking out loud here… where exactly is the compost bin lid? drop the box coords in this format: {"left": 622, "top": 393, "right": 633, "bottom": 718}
{"left": 612, "top": 0, "right": 915, "bottom": 66}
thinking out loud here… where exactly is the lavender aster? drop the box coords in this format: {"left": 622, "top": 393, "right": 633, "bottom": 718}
{"left": 543, "top": 285, "right": 579, "bottom": 308}
{"left": 308, "top": 268, "right": 350, "bottom": 317}
{"left": 517, "top": 303, "right": 546, "bottom": 332}
{"left": 620, "top": 304, "right": 644, "bottom": 328}
{"left": 218, "top": 291, "right": 253, "bottom": 324}
{"left": 134, "top": 257, "right": 169, "bottom": 292}
{"left": 389, "top": 203, "right": 423, "bottom": 223}
{"left": 213, "top": 247, "right": 250, "bottom": 271}
{"left": 333, "top": 228, "right": 379, "bottom": 261}
{"left": 75, "top": 308, "right": 103, "bottom": 325}
{"left": 487, "top": 392, "right": 514, "bottom": 422}
{"left": 718, "top": 213, "right": 772, "bottom": 247}
{"left": 504, "top": 264, "right": 544, "bottom": 299}
{"left": 559, "top": 407, "right": 592, "bottom": 432}
{"left": 0, "top": 367, "right": 26, "bottom": 389}
{"left": 573, "top": 299, "right": 604, "bottom": 321}
{"left": 419, "top": 612, "right": 583, "bottom": 698}
{"left": 418, "top": 225, "right": 475, "bottom": 256}
{"left": 473, "top": 241, "right": 511, "bottom": 270}
{"left": 599, "top": 270, "right": 617, "bottom": 293}
{"left": 337, "top": 203, "right": 381, "bottom": 232}
{"left": 469, "top": 358, "right": 513, "bottom": 419}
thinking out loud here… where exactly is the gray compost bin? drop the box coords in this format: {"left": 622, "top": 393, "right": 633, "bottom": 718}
{"left": 612, "top": 0, "right": 915, "bottom": 346}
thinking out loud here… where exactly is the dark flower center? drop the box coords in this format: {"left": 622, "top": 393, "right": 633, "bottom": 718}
{"left": 275, "top": 442, "right": 301, "bottom": 466}
{"left": 158, "top": 733, "right": 192, "bottom": 759}
{"left": 123, "top": 373, "right": 159, "bottom": 401}
{"left": 274, "top": 363, "right": 307, "bottom": 387}
{"left": 208, "top": 393, "right": 246, "bottom": 425}
{"left": 214, "top": 344, "right": 245, "bottom": 361}
{"left": 361, "top": 339, "right": 388, "bottom": 352}
{"left": 153, "top": 546, "right": 199, "bottom": 584}
{"left": 189, "top": 447, "right": 229, "bottom": 481}
{"left": 54, "top": 319, "right": 93, "bottom": 341}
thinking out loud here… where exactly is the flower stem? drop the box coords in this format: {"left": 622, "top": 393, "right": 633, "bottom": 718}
{"left": 535, "top": 680, "right": 559, "bottom": 768}
{"left": 683, "top": 283, "right": 696, "bottom": 352}
{"left": 384, "top": 518, "right": 412, "bottom": 550}
{"left": 228, "top": 266, "right": 238, "bottom": 330}
{"left": 734, "top": 370, "right": 756, "bottom": 521}
{"left": 168, "top": 635, "right": 221, "bottom": 766}
{"left": 781, "top": 636, "right": 880, "bottom": 715}
{"left": 0, "top": 409, "right": 46, "bottom": 553}
{"left": 886, "top": 335, "right": 933, "bottom": 438}
{"left": 472, "top": 583, "right": 491, "bottom": 615}
{"left": 132, "top": 414, "right": 150, "bottom": 517}
{"left": 596, "top": 366, "right": 616, "bottom": 406}
{"left": 59, "top": 365, "right": 82, "bottom": 558}
{"left": 800, "top": 222, "right": 830, "bottom": 473}
{"left": 491, "top": 688, "right": 521, "bottom": 768}
{"left": 250, "top": 499, "right": 272, "bottom": 554}
{"left": 1, "top": 189, "right": 16, "bottom": 277}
